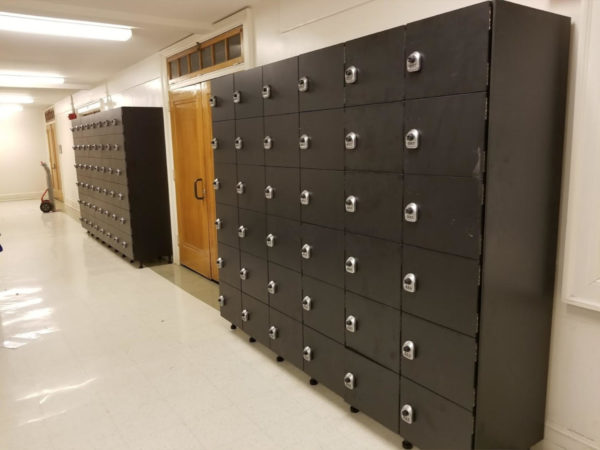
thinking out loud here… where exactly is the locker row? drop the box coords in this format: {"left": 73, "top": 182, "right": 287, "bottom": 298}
{"left": 220, "top": 284, "right": 475, "bottom": 448}
{"left": 74, "top": 160, "right": 128, "bottom": 185}
{"left": 71, "top": 109, "right": 124, "bottom": 136}
{"left": 211, "top": 7, "right": 489, "bottom": 119}
{"left": 75, "top": 179, "right": 130, "bottom": 209}
{"left": 212, "top": 93, "right": 487, "bottom": 176}
{"left": 80, "top": 216, "right": 133, "bottom": 259}
{"left": 78, "top": 196, "right": 131, "bottom": 231}
{"left": 72, "top": 137, "right": 126, "bottom": 160}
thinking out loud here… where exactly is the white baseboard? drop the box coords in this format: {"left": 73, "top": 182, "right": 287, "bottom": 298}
{"left": 0, "top": 192, "right": 40, "bottom": 201}
{"left": 536, "top": 422, "right": 599, "bottom": 450}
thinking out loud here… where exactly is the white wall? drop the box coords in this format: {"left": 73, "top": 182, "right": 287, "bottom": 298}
{"left": 0, "top": 105, "right": 49, "bottom": 201}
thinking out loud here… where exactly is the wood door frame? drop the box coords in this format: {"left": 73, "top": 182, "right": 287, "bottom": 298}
{"left": 45, "top": 123, "right": 63, "bottom": 201}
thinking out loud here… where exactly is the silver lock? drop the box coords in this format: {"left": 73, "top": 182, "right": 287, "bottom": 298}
{"left": 241, "top": 309, "right": 249, "bottom": 322}
{"left": 211, "top": 138, "right": 219, "bottom": 150}
{"left": 268, "top": 325, "right": 278, "bottom": 340}
{"left": 262, "top": 85, "right": 271, "bottom": 99}
{"left": 216, "top": 257, "right": 224, "bottom": 269}
{"left": 298, "top": 76, "right": 309, "bottom": 92}
{"left": 263, "top": 136, "right": 273, "bottom": 150}
{"left": 107, "top": 168, "right": 113, "bottom": 174}
{"left": 236, "top": 182, "right": 245, "bottom": 195}
{"left": 111, "top": 119, "right": 119, "bottom": 126}
{"left": 344, "top": 372, "right": 355, "bottom": 390}
{"left": 121, "top": 241, "right": 128, "bottom": 248}
{"left": 406, "top": 51, "right": 423, "bottom": 73}
{"left": 404, "top": 202, "right": 419, "bottom": 223}
{"left": 264, "top": 185, "right": 275, "bottom": 200}
{"left": 302, "top": 295, "right": 312, "bottom": 311}
{"left": 232, "top": 90, "right": 241, "bottom": 104}
{"left": 234, "top": 137, "right": 243, "bottom": 150}
{"left": 265, "top": 233, "right": 276, "bottom": 248}
{"left": 299, "top": 134, "right": 311, "bottom": 150}
{"left": 345, "top": 256, "right": 357, "bottom": 274}
{"left": 118, "top": 193, "right": 124, "bottom": 200}
{"left": 301, "top": 244, "right": 312, "bottom": 259}
{"left": 300, "top": 190, "right": 311, "bottom": 206}
{"left": 345, "top": 65, "right": 358, "bottom": 84}
{"left": 303, "top": 346, "right": 313, "bottom": 361}
{"left": 113, "top": 144, "right": 120, "bottom": 151}
{"left": 401, "top": 404, "right": 414, "bottom": 424}
{"left": 402, "top": 340, "right": 416, "bottom": 360}
{"left": 215, "top": 218, "right": 222, "bottom": 230}
{"left": 240, "top": 268, "right": 249, "bottom": 280}
{"left": 267, "top": 281, "right": 278, "bottom": 295}
{"left": 345, "top": 315, "right": 357, "bottom": 333}
{"left": 115, "top": 169, "right": 122, "bottom": 176}
{"left": 345, "top": 195, "right": 358, "bottom": 213}
{"left": 345, "top": 132, "right": 358, "bottom": 150}
{"left": 237, "top": 225, "right": 247, "bottom": 238}
{"left": 218, "top": 295, "right": 225, "bottom": 307}
{"left": 112, "top": 213, "right": 117, "bottom": 221}
{"left": 109, "top": 190, "right": 115, "bottom": 197}
{"left": 403, "top": 273, "right": 417, "bottom": 293}
{"left": 213, "top": 178, "right": 221, "bottom": 190}
{"left": 405, "top": 129, "right": 420, "bottom": 149}
{"left": 209, "top": 96, "right": 217, "bottom": 107}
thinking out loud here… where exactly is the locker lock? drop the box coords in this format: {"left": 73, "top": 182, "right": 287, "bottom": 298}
{"left": 211, "top": 138, "right": 219, "bottom": 150}
{"left": 300, "top": 190, "right": 311, "bottom": 206}
{"left": 345, "top": 65, "right": 358, "bottom": 84}
{"left": 263, "top": 136, "right": 273, "bottom": 150}
{"left": 402, "top": 340, "right": 416, "bottom": 360}
{"left": 216, "top": 257, "right": 224, "bottom": 269}
{"left": 237, "top": 225, "right": 247, "bottom": 238}
{"left": 345, "top": 256, "right": 357, "bottom": 274}
{"left": 406, "top": 51, "right": 423, "bottom": 73}
{"left": 241, "top": 309, "right": 249, "bottom": 322}
{"left": 405, "top": 129, "right": 420, "bottom": 149}
{"left": 232, "top": 90, "right": 241, "bottom": 104}
{"left": 262, "top": 85, "right": 271, "bottom": 99}
{"left": 403, "top": 273, "right": 417, "bottom": 293}
{"left": 344, "top": 372, "right": 355, "bottom": 390}
{"left": 345, "top": 132, "right": 358, "bottom": 150}
{"left": 264, "top": 185, "right": 275, "bottom": 200}
{"left": 404, "top": 202, "right": 419, "bottom": 223}
{"left": 209, "top": 96, "right": 217, "bottom": 107}
{"left": 298, "top": 76, "right": 309, "bottom": 92}
{"left": 118, "top": 193, "right": 124, "bottom": 200}
{"left": 239, "top": 268, "right": 249, "bottom": 280}
{"left": 301, "top": 244, "right": 312, "bottom": 260}
{"left": 218, "top": 295, "right": 225, "bottom": 307}
{"left": 213, "top": 178, "right": 221, "bottom": 190}
{"left": 265, "top": 233, "right": 276, "bottom": 248}
{"left": 299, "top": 134, "right": 311, "bottom": 150}
{"left": 215, "top": 218, "right": 222, "bottom": 230}
{"left": 303, "top": 346, "right": 313, "bottom": 361}
{"left": 345, "top": 195, "right": 358, "bottom": 213}
{"left": 267, "top": 281, "right": 278, "bottom": 295}
{"left": 268, "top": 325, "right": 279, "bottom": 340}
{"left": 301, "top": 295, "right": 312, "bottom": 311}
{"left": 401, "top": 404, "right": 414, "bottom": 424}
{"left": 345, "top": 315, "right": 357, "bottom": 333}
{"left": 234, "top": 137, "right": 243, "bottom": 150}
{"left": 236, "top": 181, "right": 246, "bottom": 195}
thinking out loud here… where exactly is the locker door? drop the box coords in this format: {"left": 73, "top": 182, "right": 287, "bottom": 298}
{"left": 264, "top": 113, "right": 299, "bottom": 168}
{"left": 269, "top": 309, "right": 303, "bottom": 369}
{"left": 235, "top": 117, "right": 264, "bottom": 166}
{"left": 238, "top": 209, "right": 267, "bottom": 259}
{"left": 233, "top": 67, "right": 263, "bottom": 119}
{"left": 265, "top": 167, "right": 300, "bottom": 221}
{"left": 302, "top": 275, "right": 344, "bottom": 344}
{"left": 262, "top": 56, "right": 299, "bottom": 116}
{"left": 210, "top": 74, "right": 234, "bottom": 121}
{"left": 215, "top": 203, "right": 238, "bottom": 248}
{"left": 300, "top": 169, "right": 344, "bottom": 230}
{"left": 299, "top": 109, "right": 344, "bottom": 170}
{"left": 237, "top": 165, "right": 266, "bottom": 213}
{"left": 302, "top": 327, "right": 346, "bottom": 397}
{"left": 268, "top": 262, "right": 302, "bottom": 321}
{"left": 242, "top": 294, "right": 270, "bottom": 346}
{"left": 301, "top": 224, "right": 345, "bottom": 289}
{"left": 298, "top": 44, "right": 345, "bottom": 111}
{"left": 266, "top": 216, "right": 301, "bottom": 272}
{"left": 219, "top": 282, "right": 242, "bottom": 328}
{"left": 240, "top": 252, "right": 268, "bottom": 303}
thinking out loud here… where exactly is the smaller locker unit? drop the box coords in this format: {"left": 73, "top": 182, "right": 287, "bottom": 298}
{"left": 212, "top": 2, "right": 570, "bottom": 449}
{"left": 72, "top": 107, "right": 172, "bottom": 264}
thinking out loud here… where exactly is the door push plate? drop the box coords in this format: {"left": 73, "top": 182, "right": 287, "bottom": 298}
{"left": 236, "top": 182, "right": 245, "bottom": 195}
{"left": 404, "top": 202, "right": 418, "bottom": 223}
{"left": 402, "top": 340, "right": 416, "bottom": 360}
{"left": 345, "top": 65, "right": 358, "bottom": 84}
{"left": 267, "top": 281, "right": 278, "bottom": 295}
{"left": 264, "top": 185, "right": 275, "bottom": 200}
{"left": 345, "top": 132, "right": 358, "bottom": 150}
{"left": 268, "top": 325, "right": 278, "bottom": 340}
{"left": 303, "top": 346, "right": 313, "bottom": 361}
{"left": 232, "top": 90, "right": 241, "bottom": 104}
{"left": 262, "top": 85, "right": 271, "bottom": 99}
{"left": 345, "top": 256, "right": 357, "bottom": 274}
{"left": 344, "top": 372, "right": 355, "bottom": 390}
{"left": 302, "top": 295, "right": 312, "bottom": 311}
{"left": 298, "top": 76, "right": 309, "bottom": 92}
{"left": 301, "top": 244, "right": 312, "bottom": 259}
{"left": 213, "top": 178, "right": 221, "bottom": 190}
{"left": 345, "top": 195, "right": 358, "bottom": 213}
{"left": 403, "top": 273, "right": 417, "bottom": 293}
{"left": 210, "top": 138, "right": 219, "bottom": 150}
{"left": 240, "top": 268, "right": 249, "bottom": 280}
{"left": 299, "top": 134, "right": 311, "bottom": 150}
{"left": 401, "top": 404, "right": 414, "bottom": 424}
{"left": 241, "top": 309, "right": 249, "bottom": 322}
{"left": 237, "top": 225, "right": 247, "bottom": 239}
{"left": 215, "top": 218, "right": 222, "bottom": 230}
{"left": 216, "top": 257, "right": 224, "bottom": 269}
{"left": 300, "top": 190, "right": 311, "bottom": 206}
{"left": 405, "top": 129, "right": 420, "bottom": 149}
{"left": 345, "top": 315, "right": 357, "bottom": 333}
{"left": 234, "top": 137, "right": 243, "bottom": 150}
{"left": 406, "top": 51, "right": 423, "bottom": 73}
{"left": 209, "top": 96, "right": 217, "bottom": 107}
{"left": 265, "top": 233, "right": 276, "bottom": 248}
{"left": 263, "top": 136, "right": 273, "bottom": 150}
{"left": 218, "top": 295, "right": 225, "bottom": 307}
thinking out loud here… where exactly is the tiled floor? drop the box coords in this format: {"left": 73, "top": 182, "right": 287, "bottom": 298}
{"left": 0, "top": 200, "right": 405, "bottom": 450}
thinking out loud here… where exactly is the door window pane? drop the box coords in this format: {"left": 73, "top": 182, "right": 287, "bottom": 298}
{"left": 228, "top": 34, "right": 242, "bottom": 59}
{"left": 190, "top": 52, "right": 200, "bottom": 72}
{"left": 214, "top": 40, "right": 226, "bottom": 64}
{"left": 169, "top": 60, "right": 179, "bottom": 79}
{"left": 201, "top": 47, "right": 212, "bottom": 68}
{"left": 179, "top": 56, "right": 189, "bottom": 76}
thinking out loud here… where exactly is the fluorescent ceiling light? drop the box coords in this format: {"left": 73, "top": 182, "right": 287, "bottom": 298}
{"left": 0, "top": 12, "right": 132, "bottom": 41}
{"left": 0, "top": 94, "right": 33, "bottom": 104}
{"left": 0, "top": 71, "right": 64, "bottom": 88}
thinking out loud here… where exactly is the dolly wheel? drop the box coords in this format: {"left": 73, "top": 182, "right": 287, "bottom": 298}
{"left": 40, "top": 201, "right": 53, "bottom": 213}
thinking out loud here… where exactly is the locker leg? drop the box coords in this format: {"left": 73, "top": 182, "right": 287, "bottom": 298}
{"left": 402, "top": 440, "right": 413, "bottom": 449}
{"left": 249, "top": 337, "right": 256, "bottom": 343}
{"left": 230, "top": 324, "right": 237, "bottom": 330}
{"left": 350, "top": 406, "right": 359, "bottom": 414}
{"left": 276, "top": 356, "right": 284, "bottom": 362}
{"left": 309, "top": 378, "right": 318, "bottom": 386}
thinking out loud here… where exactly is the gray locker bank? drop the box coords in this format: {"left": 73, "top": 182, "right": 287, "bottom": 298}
{"left": 213, "top": 2, "right": 570, "bottom": 448}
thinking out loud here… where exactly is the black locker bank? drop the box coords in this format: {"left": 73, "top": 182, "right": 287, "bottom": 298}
{"left": 212, "top": 2, "right": 570, "bottom": 449}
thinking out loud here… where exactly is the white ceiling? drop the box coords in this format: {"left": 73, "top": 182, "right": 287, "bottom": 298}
{"left": 0, "top": 0, "right": 259, "bottom": 106}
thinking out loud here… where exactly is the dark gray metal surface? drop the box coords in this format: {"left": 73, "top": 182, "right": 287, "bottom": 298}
{"left": 264, "top": 113, "right": 299, "bottom": 167}
{"left": 238, "top": 209, "right": 267, "bottom": 259}
{"left": 219, "top": 282, "right": 243, "bottom": 329}
{"left": 268, "top": 262, "right": 302, "bottom": 320}
{"left": 215, "top": 203, "right": 239, "bottom": 248}
{"left": 217, "top": 243, "right": 240, "bottom": 289}
{"left": 301, "top": 224, "right": 344, "bottom": 288}
{"left": 298, "top": 44, "right": 344, "bottom": 111}
{"left": 266, "top": 216, "right": 301, "bottom": 271}
{"left": 302, "top": 275, "right": 345, "bottom": 344}
{"left": 242, "top": 293, "right": 270, "bottom": 346}
{"left": 240, "top": 251, "right": 268, "bottom": 303}
{"left": 265, "top": 167, "right": 300, "bottom": 221}
{"left": 210, "top": 74, "right": 234, "bottom": 121}
{"left": 302, "top": 327, "right": 346, "bottom": 397}
{"left": 213, "top": 163, "right": 237, "bottom": 207}
{"left": 233, "top": 67, "right": 263, "bottom": 119}
{"left": 235, "top": 117, "right": 264, "bottom": 166}
{"left": 299, "top": 109, "right": 344, "bottom": 170}
{"left": 300, "top": 169, "right": 344, "bottom": 230}
{"left": 268, "top": 308, "right": 303, "bottom": 369}
{"left": 262, "top": 57, "right": 299, "bottom": 116}
{"left": 236, "top": 165, "right": 266, "bottom": 213}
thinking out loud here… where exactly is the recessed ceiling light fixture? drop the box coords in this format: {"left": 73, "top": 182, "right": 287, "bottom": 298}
{"left": 0, "top": 71, "right": 64, "bottom": 88}
{"left": 0, "top": 94, "right": 34, "bottom": 104}
{"left": 0, "top": 12, "right": 132, "bottom": 41}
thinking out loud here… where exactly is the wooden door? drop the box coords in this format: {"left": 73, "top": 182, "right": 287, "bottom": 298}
{"left": 169, "top": 84, "right": 219, "bottom": 279}
{"left": 46, "top": 123, "right": 63, "bottom": 201}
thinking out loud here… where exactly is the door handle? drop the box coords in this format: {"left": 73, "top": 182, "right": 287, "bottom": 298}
{"left": 194, "top": 178, "right": 205, "bottom": 200}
